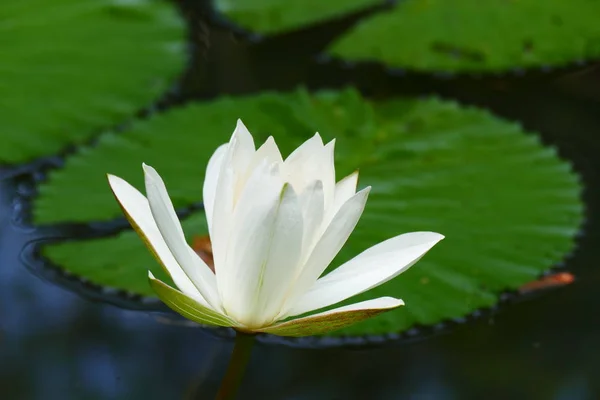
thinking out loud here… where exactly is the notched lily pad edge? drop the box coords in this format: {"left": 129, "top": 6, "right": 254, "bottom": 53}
{"left": 314, "top": 53, "right": 596, "bottom": 82}
{"left": 9, "top": 169, "right": 204, "bottom": 238}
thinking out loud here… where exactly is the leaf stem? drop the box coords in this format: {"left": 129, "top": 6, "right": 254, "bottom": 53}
{"left": 215, "top": 331, "right": 255, "bottom": 400}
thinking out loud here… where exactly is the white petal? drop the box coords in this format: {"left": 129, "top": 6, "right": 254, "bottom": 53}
{"left": 280, "top": 187, "right": 371, "bottom": 318}
{"left": 311, "top": 296, "right": 404, "bottom": 315}
{"left": 220, "top": 161, "right": 303, "bottom": 327}
{"left": 284, "top": 134, "right": 332, "bottom": 195}
{"left": 285, "top": 133, "right": 324, "bottom": 165}
{"left": 210, "top": 120, "right": 256, "bottom": 276}
{"left": 143, "top": 164, "right": 221, "bottom": 310}
{"left": 253, "top": 183, "right": 303, "bottom": 322}
{"left": 210, "top": 160, "right": 234, "bottom": 278}
{"left": 235, "top": 136, "right": 284, "bottom": 196}
{"left": 230, "top": 119, "right": 257, "bottom": 202}
{"left": 253, "top": 136, "right": 283, "bottom": 166}
{"left": 107, "top": 174, "right": 209, "bottom": 307}
{"left": 203, "top": 143, "right": 228, "bottom": 234}
{"left": 297, "top": 180, "right": 325, "bottom": 256}
{"left": 258, "top": 297, "right": 403, "bottom": 337}
{"left": 333, "top": 171, "right": 358, "bottom": 214}
{"left": 230, "top": 119, "right": 256, "bottom": 173}
{"left": 288, "top": 232, "right": 444, "bottom": 316}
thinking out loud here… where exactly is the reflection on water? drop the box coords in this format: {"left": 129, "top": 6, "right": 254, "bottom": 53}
{"left": 2, "top": 5, "right": 600, "bottom": 399}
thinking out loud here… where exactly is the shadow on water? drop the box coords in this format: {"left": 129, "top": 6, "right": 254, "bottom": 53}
{"left": 2, "top": 1, "right": 600, "bottom": 399}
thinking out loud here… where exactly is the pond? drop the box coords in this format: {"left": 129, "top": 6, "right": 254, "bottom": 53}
{"left": 1, "top": 1, "right": 600, "bottom": 399}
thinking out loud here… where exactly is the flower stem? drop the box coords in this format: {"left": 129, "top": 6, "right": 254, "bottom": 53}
{"left": 215, "top": 331, "right": 255, "bottom": 400}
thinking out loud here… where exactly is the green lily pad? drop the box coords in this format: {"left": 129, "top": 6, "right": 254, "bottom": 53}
{"left": 0, "top": 0, "right": 185, "bottom": 164}
{"left": 215, "top": 0, "right": 600, "bottom": 73}
{"left": 39, "top": 89, "right": 583, "bottom": 337}
{"left": 328, "top": 0, "right": 600, "bottom": 72}
{"left": 214, "top": 0, "right": 382, "bottom": 35}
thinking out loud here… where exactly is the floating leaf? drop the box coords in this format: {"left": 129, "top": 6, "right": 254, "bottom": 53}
{"left": 328, "top": 0, "right": 600, "bottom": 72}
{"left": 39, "top": 89, "right": 583, "bottom": 337}
{"left": 214, "top": 0, "right": 382, "bottom": 35}
{"left": 0, "top": 0, "right": 185, "bottom": 164}
{"left": 215, "top": 0, "right": 600, "bottom": 73}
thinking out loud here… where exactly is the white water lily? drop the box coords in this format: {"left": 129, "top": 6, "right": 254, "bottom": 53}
{"left": 108, "top": 120, "right": 443, "bottom": 336}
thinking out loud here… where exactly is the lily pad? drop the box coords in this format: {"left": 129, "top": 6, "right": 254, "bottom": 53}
{"left": 0, "top": 0, "right": 185, "bottom": 164}
{"left": 328, "top": 0, "right": 600, "bottom": 72}
{"left": 38, "top": 89, "right": 583, "bottom": 337}
{"left": 214, "top": 0, "right": 382, "bottom": 35}
{"left": 215, "top": 0, "right": 600, "bottom": 73}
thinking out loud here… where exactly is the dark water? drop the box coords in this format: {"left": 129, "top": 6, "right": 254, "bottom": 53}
{"left": 2, "top": 4, "right": 600, "bottom": 399}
